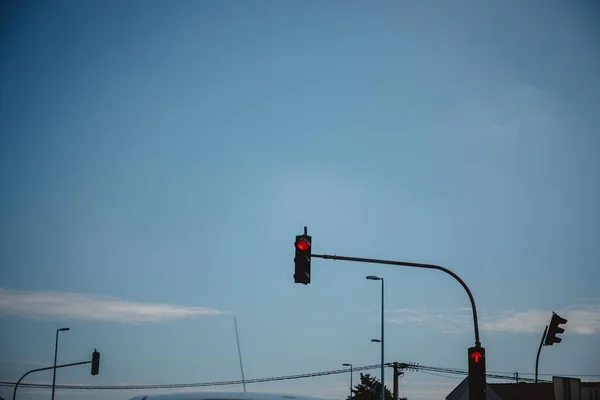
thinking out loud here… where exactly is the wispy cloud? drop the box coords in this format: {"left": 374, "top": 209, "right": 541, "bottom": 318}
{"left": 378, "top": 302, "right": 600, "bottom": 335}
{"left": 482, "top": 303, "right": 600, "bottom": 335}
{"left": 384, "top": 308, "right": 471, "bottom": 334}
{"left": 0, "top": 359, "right": 47, "bottom": 368}
{"left": 0, "top": 288, "right": 227, "bottom": 323}
{"left": 10, "top": 359, "right": 48, "bottom": 367}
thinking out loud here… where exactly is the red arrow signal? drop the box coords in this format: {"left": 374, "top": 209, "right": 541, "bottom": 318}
{"left": 470, "top": 350, "right": 483, "bottom": 363}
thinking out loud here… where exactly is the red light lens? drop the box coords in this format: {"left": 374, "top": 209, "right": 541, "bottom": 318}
{"left": 470, "top": 351, "right": 483, "bottom": 363}
{"left": 296, "top": 238, "right": 310, "bottom": 251}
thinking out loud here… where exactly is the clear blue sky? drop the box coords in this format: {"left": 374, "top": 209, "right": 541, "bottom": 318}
{"left": 1, "top": 1, "right": 599, "bottom": 399}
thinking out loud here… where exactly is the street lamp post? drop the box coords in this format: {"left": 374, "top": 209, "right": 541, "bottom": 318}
{"left": 367, "top": 276, "right": 384, "bottom": 400}
{"left": 51, "top": 327, "right": 70, "bottom": 400}
{"left": 343, "top": 363, "right": 353, "bottom": 399}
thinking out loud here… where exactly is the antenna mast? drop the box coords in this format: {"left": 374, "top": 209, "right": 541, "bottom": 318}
{"left": 234, "top": 317, "right": 247, "bottom": 392}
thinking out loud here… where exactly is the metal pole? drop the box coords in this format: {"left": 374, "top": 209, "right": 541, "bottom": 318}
{"left": 234, "top": 317, "right": 246, "bottom": 392}
{"left": 350, "top": 365, "right": 353, "bottom": 399}
{"left": 381, "top": 278, "right": 385, "bottom": 400}
{"left": 51, "top": 328, "right": 69, "bottom": 400}
{"left": 13, "top": 361, "right": 91, "bottom": 400}
{"left": 311, "top": 253, "right": 481, "bottom": 347}
{"left": 51, "top": 330, "right": 59, "bottom": 400}
{"left": 535, "top": 325, "right": 548, "bottom": 400}
{"left": 393, "top": 362, "right": 399, "bottom": 400}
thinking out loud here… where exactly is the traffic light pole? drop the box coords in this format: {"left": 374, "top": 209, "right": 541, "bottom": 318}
{"left": 13, "top": 361, "right": 91, "bottom": 400}
{"left": 535, "top": 325, "right": 548, "bottom": 385}
{"left": 535, "top": 325, "right": 548, "bottom": 400}
{"left": 310, "top": 253, "right": 481, "bottom": 347}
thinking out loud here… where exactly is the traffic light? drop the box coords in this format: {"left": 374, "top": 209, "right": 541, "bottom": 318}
{"left": 91, "top": 349, "right": 100, "bottom": 376}
{"left": 294, "top": 234, "right": 312, "bottom": 285}
{"left": 544, "top": 312, "right": 567, "bottom": 346}
{"left": 468, "top": 346, "right": 486, "bottom": 400}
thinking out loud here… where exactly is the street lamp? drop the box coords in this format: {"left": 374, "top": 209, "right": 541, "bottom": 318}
{"left": 343, "top": 363, "right": 353, "bottom": 399}
{"left": 367, "top": 275, "right": 384, "bottom": 400}
{"left": 51, "top": 327, "right": 70, "bottom": 400}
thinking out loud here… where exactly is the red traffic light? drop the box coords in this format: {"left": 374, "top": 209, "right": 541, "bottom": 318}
{"left": 470, "top": 350, "right": 483, "bottom": 363}
{"left": 468, "top": 346, "right": 486, "bottom": 400}
{"left": 296, "top": 238, "right": 311, "bottom": 251}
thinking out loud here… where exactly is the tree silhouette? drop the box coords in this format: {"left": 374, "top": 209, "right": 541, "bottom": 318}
{"left": 346, "top": 373, "right": 406, "bottom": 400}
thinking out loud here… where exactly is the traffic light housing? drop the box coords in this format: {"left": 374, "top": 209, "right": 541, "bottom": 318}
{"left": 91, "top": 349, "right": 100, "bottom": 375}
{"left": 294, "top": 234, "right": 312, "bottom": 285}
{"left": 468, "top": 346, "right": 486, "bottom": 400}
{"left": 544, "top": 312, "right": 567, "bottom": 346}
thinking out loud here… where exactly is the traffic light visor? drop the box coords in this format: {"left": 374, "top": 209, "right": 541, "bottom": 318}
{"left": 296, "top": 238, "right": 310, "bottom": 251}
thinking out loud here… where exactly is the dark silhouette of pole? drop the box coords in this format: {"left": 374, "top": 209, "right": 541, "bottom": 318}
{"left": 393, "top": 362, "right": 399, "bottom": 400}
{"left": 234, "top": 317, "right": 246, "bottom": 392}
{"left": 311, "top": 253, "right": 481, "bottom": 346}
{"left": 13, "top": 361, "right": 90, "bottom": 400}
{"left": 380, "top": 279, "right": 384, "bottom": 400}
{"left": 51, "top": 328, "right": 70, "bottom": 400}
{"left": 367, "top": 276, "right": 385, "bottom": 400}
{"left": 535, "top": 325, "right": 548, "bottom": 400}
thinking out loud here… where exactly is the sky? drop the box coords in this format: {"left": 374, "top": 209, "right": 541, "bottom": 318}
{"left": 0, "top": 1, "right": 599, "bottom": 399}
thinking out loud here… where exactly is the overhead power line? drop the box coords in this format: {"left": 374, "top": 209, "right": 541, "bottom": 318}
{"left": 2, "top": 361, "right": 587, "bottom": 391}
{"left": 0, "top": 364, "right": 385, "bottom": 390}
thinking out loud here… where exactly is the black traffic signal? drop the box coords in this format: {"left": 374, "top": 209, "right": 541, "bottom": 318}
{"left": 544, "top": 312, "right": 567, "bottom": 346}
{"left": 468, "top": 346, "right": 487, "bottom": 400}
{"left": 294, "top": 234, "right": 312, "bottom": 285}
{"left": 91, "top": 349, "right": 100, "bottom": 375}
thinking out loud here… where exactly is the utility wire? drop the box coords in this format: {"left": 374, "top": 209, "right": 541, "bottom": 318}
{"left": 0, "top": 364, "right": 385, "bottom": 390}
{"left": 497, "top": 372, "right": 600, "bottom": 378}
{"left": 2, "top": 361, "right": 589, "bottom": 391}
{"left": 420, "top": 371, "right": 465, "bottom": 380}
